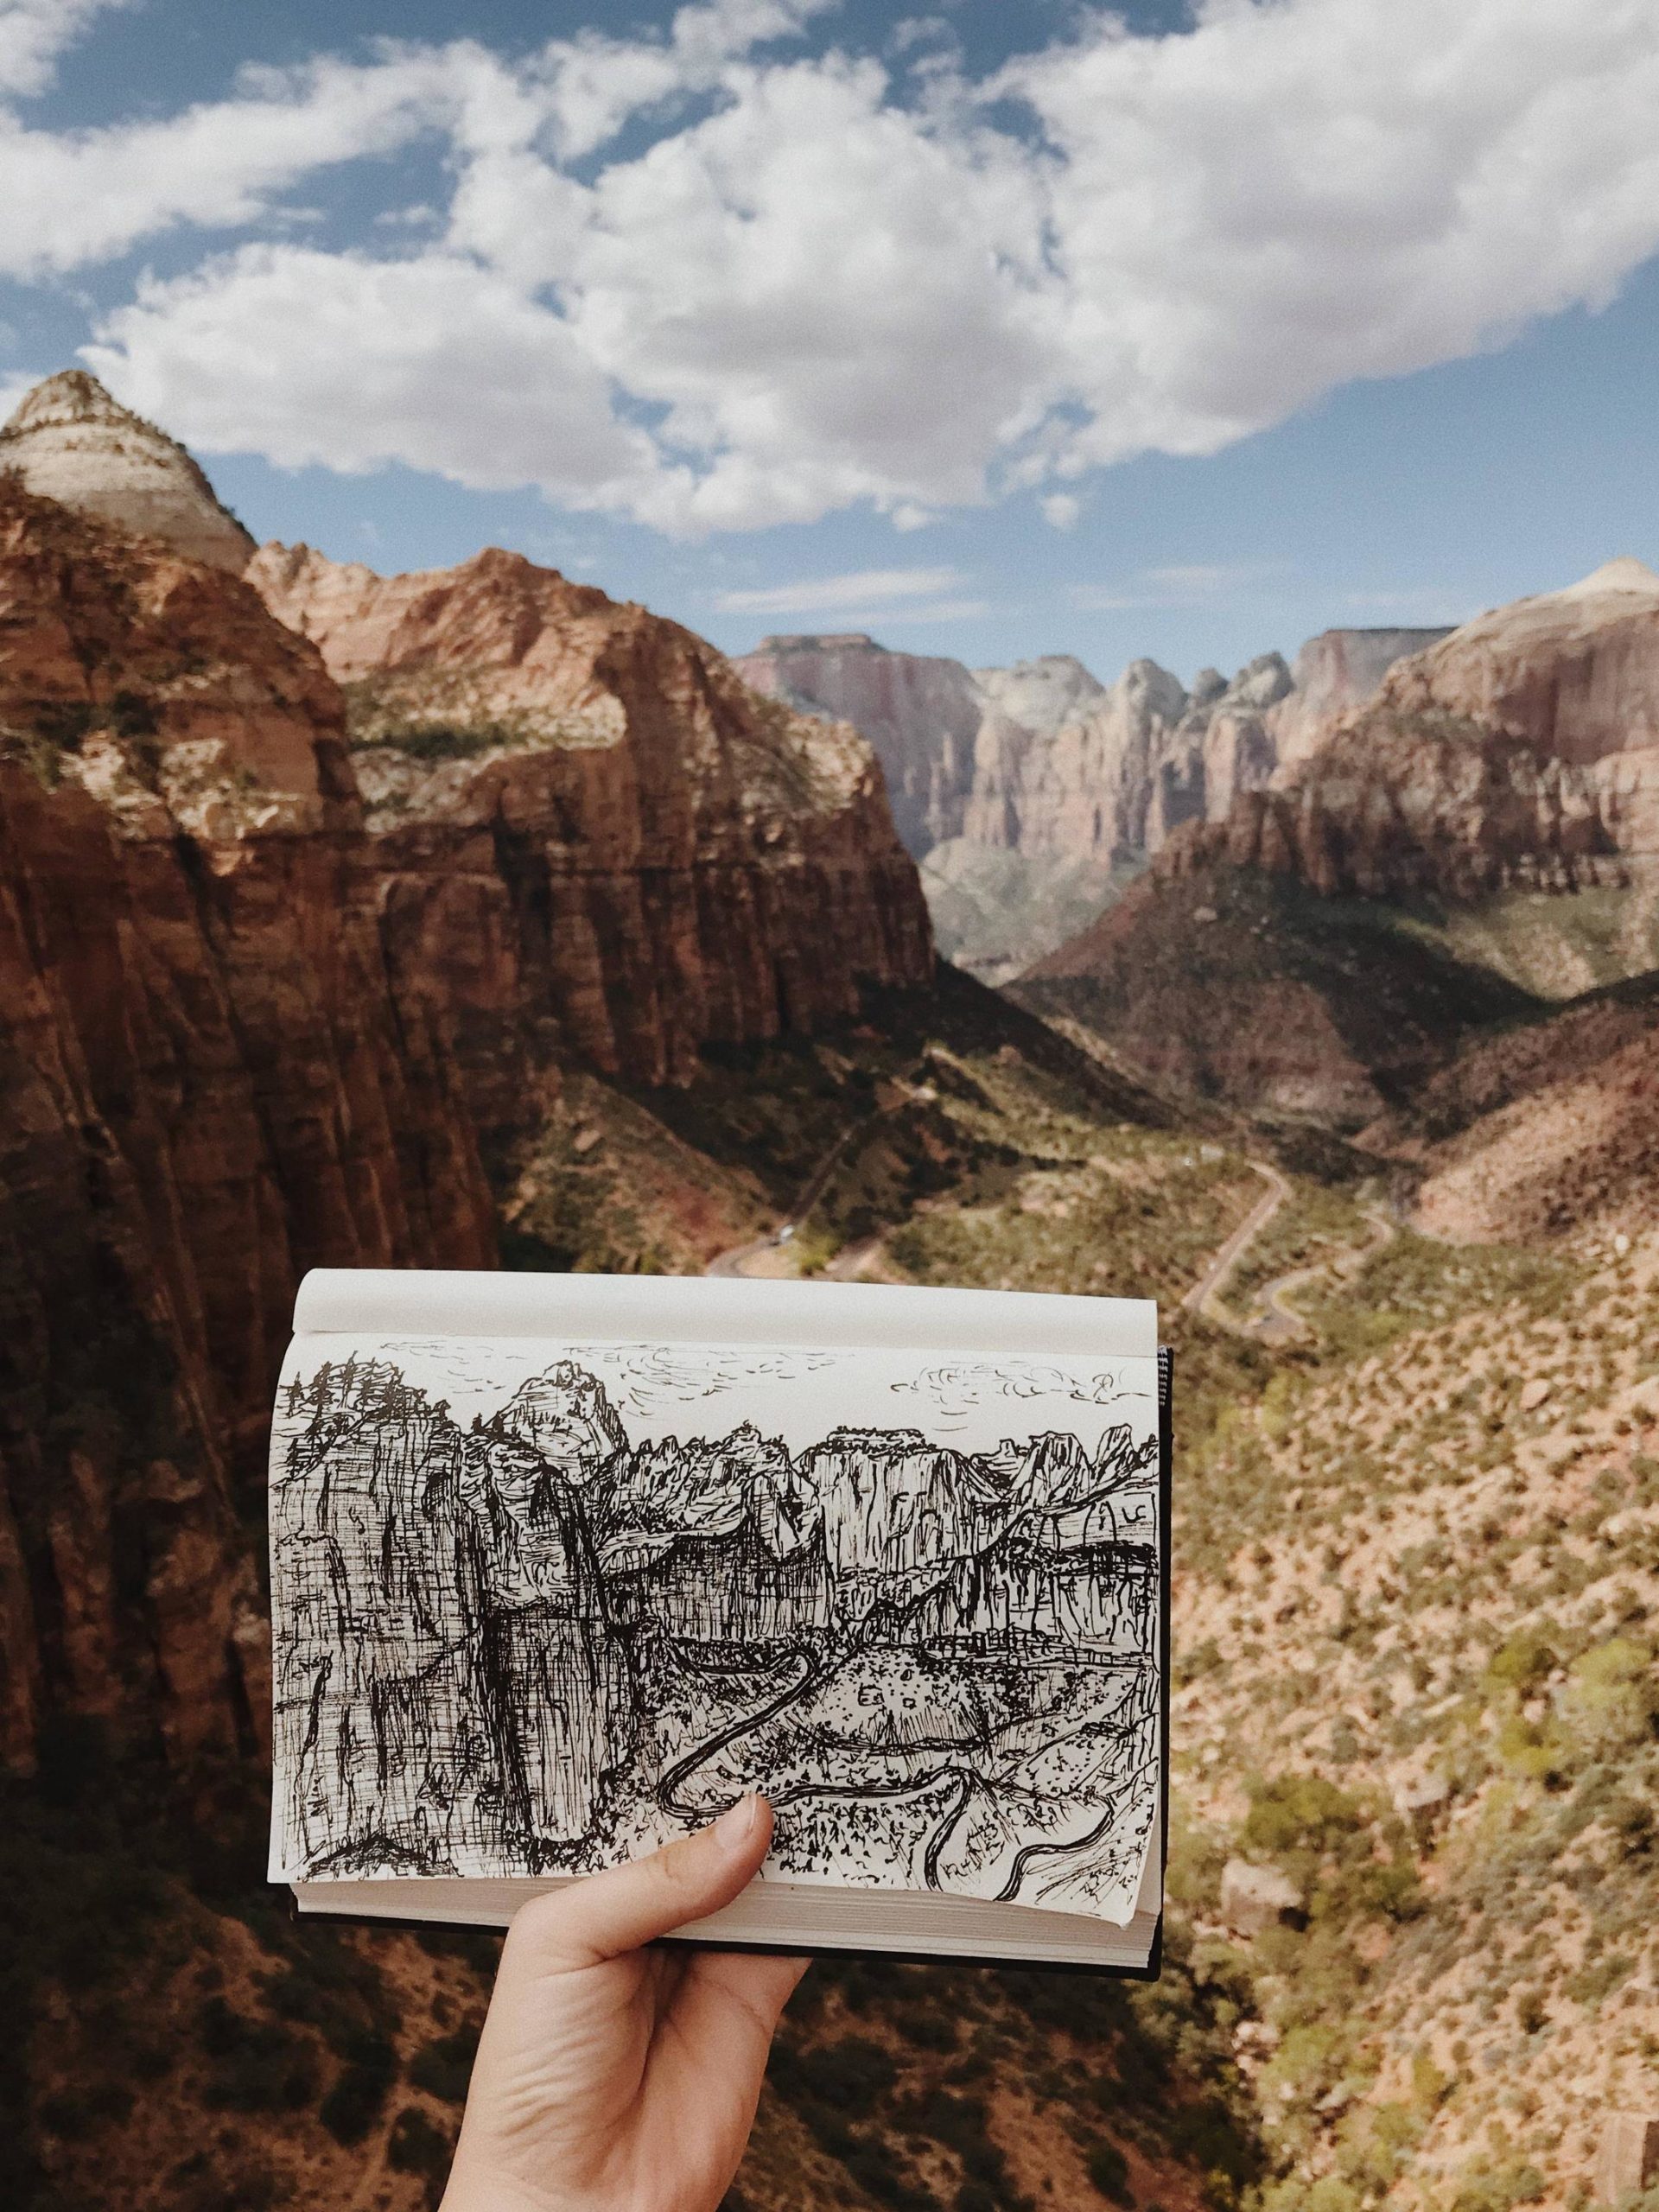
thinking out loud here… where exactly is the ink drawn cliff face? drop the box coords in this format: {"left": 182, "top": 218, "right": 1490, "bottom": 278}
{"left": 269, "top": 1339, "right": 1162, "bottom": 1923}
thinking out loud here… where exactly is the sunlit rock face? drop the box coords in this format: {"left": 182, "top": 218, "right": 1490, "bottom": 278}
{"left": 0, "top": 372, "right": 256, "bottom": 575}
{"left": 249, "top": 548, "right": 936, "bottom": 1092}
{"left": 0, "top": 418, "right": 933, "bottom": 1774}
{"left": 1168, "top": 562, "right": 1659, "bottom": 902}
{"left": 1269, "top": 626, "right": 1454, "bottom": 770}
{"left": 735, "top": 627, "right": 1433, "bottom": 981}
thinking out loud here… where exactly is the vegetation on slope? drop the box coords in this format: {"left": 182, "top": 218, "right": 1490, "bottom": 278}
{"left": 14, "top": 948, "right": 1658, "bottom": 2212}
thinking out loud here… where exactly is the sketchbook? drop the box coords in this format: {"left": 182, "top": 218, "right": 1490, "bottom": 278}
{"left": 267, "top": 1270, "right": 1170, "bottom": 1974}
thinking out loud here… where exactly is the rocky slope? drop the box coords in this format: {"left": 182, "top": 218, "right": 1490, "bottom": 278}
{"left": 1016, "top": 867, "right": 1537, "bottom": 1132}
{"left": 739, "top": 628, "right": 1438, "bottom": 982}
{"left": 1386, "top": 970, "right": 1659, "bottom": 1243}
{"left": 250, "top": 545, "right": 932, "bottom": 1091}
{"left": 0, "top": 371, "right": 255, "bottom": 574}
{"left": 1170, "top": 1223, "right": 1659, "bottom": 2212}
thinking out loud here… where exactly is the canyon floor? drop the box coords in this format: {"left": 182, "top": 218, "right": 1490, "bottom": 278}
{"left": 10, "top": 957, "right": 1656, "bottom": 2212}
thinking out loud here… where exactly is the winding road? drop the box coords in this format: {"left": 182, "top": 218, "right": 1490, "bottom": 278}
{"left": 1181, "top": 1161, "right": 1289, "bottom": 1321}
{"left": 1180, "top": 1163, "right": 1400, "bottom": 1346}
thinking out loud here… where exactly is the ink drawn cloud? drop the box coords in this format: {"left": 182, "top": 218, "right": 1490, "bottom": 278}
{"left": 607, "top": 1342, "right": 836, "bottom": 1419}
{"left": 890, "top": 1361, "right": 1133, "bottom": 1424}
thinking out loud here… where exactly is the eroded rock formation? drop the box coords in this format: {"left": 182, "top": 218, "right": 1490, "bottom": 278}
{"left": 1268, "top": 625, "right": 1453, "bottom": 769}
{"left": 0, "top": 370, "right": 256, "bottom": 574}
{"left": 737, "top": 626, "right": 1434, "bottom": 978}
{"left": 1164, "top": 563, "right": 1659, "bottom": 904}
{"left": 0, "top": 471, "right": 932, "bottom": 1772}
{"left": 251, "top": 547, "right": 934, "bottom": 1091}
{"left": 732, "top": 631, "right": 986, "bottom": 854}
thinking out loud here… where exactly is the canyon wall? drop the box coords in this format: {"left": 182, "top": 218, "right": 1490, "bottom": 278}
{"left": 248, "top": 545, "right": 932, "bottom": 1095}
{"left": 1019, "top": 564, "right": 1659, "bottom": 1123}
{"left": 1162, "top": 562, "right": 1659, "bottom": 902}
{"left": 0, "top": 450, "right": 932, "bottom": 1770}
{"left": 0, "top": 482, "right": 498, "bottom": 1771}
{"left": 731, "top": 630, "right": 985, "bottom": 855}
{"left": 1268, "top": 624, "right": 1452, "bottom": 769}
{"left": 737, "top": 626, "right": 1440, "bottom": 978}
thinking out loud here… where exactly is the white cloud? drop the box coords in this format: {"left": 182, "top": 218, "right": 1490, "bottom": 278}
{"left": 1000, "top": 0, "right": 1659, "bottom": 469}
{"left": 0, "top": 0, "right": 130, "bottom": 98}
{"left": 785, "top": 596, "right": 990, "bottom": 626}
{"left": 1071, "top": 561, "right": 1279, "bottom": 610}
{"left": 86, "top": 246, "right": 658, "bottom": 506}
{"left": 10, "top": 0, "right": 1659, "bottom": 535}
{"left": 0, "top": 47, "right": 467, "bottom": 279}
{"left": 1041, "top": 493, "right": 1080, "bottom": 530}
{"left": 715, "top": 564, "right": 969, "bottom": 614}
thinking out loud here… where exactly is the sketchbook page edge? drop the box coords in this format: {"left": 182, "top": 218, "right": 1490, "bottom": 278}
{"left": 290, "top": 1266, "right": 1157, "bottom": 1358}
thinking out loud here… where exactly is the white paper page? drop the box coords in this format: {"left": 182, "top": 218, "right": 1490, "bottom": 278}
{"left": 269, "top": 1275, "right": 1163, "bottom": 1929}
{"left": 293, "top": 1267, "right": 1156, "bottom": 1358}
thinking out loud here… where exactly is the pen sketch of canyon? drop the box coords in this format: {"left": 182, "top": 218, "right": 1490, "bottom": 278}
{"left": 269, "top": 1336, "right": 1164, "bottom": 1922}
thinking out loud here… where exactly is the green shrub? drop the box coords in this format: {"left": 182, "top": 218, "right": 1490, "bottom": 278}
{"left": 1086, "top": 2138, "right": 1133, "bottom": 2202}
{"left": 388, "top": 2104, "right": 454, "bottom": 2205}
{"left": 809, "top": 2035, "right": 899, "bottom": 2109}
{"left": 1564, "top": 1638, "right": 1657, "bottom": 1749}
{"left": 352, "top": 721, "right": 522, "bottom": 763}
{"left": 1565, "top": 1951, "right": 1633, "bottom": 2006}
{"left": 1242, "top": 1774, "right": 1363, "bottom": 1861}
{"left": 196, "top": 1999, "right": 318, "bottom": 2113}
{"left": 320, "top": 2033, "right": 397, "bottom": 2145}
{"left": 1484, "top": 1631, "right": 1558, "bottom": 1698}
{"left": 1305, "top": 2183, "right": 1361, "bottom": 2212}
{"left": 410, "top": 2025, "right": 480, "bottom": 2103}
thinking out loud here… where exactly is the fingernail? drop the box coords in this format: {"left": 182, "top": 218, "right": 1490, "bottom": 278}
{"left": 715, "top": 1795, "right": 760, "bottom": 1850}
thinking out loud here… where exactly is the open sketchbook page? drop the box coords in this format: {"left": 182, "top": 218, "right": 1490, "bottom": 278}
{"left": 269, "top": 1274, "right": 1163, "bottom": 1929}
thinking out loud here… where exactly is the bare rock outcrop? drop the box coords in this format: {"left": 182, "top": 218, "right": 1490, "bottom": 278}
{"left": 250, "top": 545, "right": 934, "bottom": 1092}
{"left": 1220, "top": 1858, "right": 1302, "bottom": 1935}
{"left": 0, "top": 370, "right": 255, "bottom": 574}
{"left": 733, "top": 631, "right": 984, "bottom": 855}
{"left": 1163, "top": 563, "right": 1659, "bottom": 905}
{"left": 1380, "top": 557, "right": 1659, "bottom": 762}
{"left": 1269, "top": 625, "right": 1453, "bottom": 769}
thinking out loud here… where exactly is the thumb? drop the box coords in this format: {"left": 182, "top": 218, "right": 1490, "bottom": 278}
{"left": 505, "top": 1796, "right": 775, "bottom": 1971}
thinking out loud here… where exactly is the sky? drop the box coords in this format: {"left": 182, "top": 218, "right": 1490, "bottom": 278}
{"left": 3, "top": 0, "right": 1659, "bottom": 683}
{"left": 335, "top": 1338, "right": 1156, "bottom": 1454}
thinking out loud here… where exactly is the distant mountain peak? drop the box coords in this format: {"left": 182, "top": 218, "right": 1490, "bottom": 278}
{"left": 0, "top": 369, "right": 256, "bottom": 573}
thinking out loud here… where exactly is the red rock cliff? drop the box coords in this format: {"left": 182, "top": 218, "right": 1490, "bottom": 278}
{"left": 1, "top": 495, "right": 932, "bottom": 1771}
{"left": 250, "top": 544, "right": 934, "bottom": 1096}
{"left": 0, "top": 483, "right": 500, "bottom": 1770}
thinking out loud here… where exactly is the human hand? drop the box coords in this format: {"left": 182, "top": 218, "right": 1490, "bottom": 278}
{"left": 440, "top": 1796, "right": 807, "bottom": 2212}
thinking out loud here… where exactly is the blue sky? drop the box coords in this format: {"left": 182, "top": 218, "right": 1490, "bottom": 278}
{"left": 3, "top": 0, "right": 1658, "bottom": 683}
